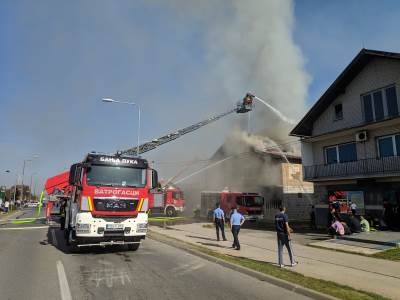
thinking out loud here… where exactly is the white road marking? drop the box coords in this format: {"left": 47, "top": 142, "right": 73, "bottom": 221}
{"left": 56, "top": 260, "right": 73, "bottom": 300}
{"left": 0, "top": 226, "right": 48, "bottom": 231}
{"left": 52, "top": 229, "right": 58, "bottom": 247}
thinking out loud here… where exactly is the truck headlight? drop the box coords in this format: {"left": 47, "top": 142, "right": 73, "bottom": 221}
{"left": 76, "top": 223, "right": 91, "bottom": 233}
{"left": 137, "top": 223, "right": 147, "bottom": 233}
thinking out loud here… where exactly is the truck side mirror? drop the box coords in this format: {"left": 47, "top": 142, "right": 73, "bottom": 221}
{"left": 151, "top": 169, "right": 158, "bottom": 190}
{"left": 69, "top": 163, "right": 79, "bottom": 185}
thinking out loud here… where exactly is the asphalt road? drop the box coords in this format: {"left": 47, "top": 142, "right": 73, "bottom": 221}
{"left": 0, "top": 209, "right": 312, "bottom": 300}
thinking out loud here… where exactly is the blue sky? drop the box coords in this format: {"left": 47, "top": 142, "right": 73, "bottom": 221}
{"left": 1, "top": 0, "right": 400, "bottom": 189}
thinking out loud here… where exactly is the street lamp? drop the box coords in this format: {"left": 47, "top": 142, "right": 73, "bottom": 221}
{"left": 29, "top": 172, "right": 38, "bottom": 201}
{"left": 101, "top": 98, "right": 141, "bottom": 157}
{"left": 21, "top": 155, "right": 39, "bottom": 202}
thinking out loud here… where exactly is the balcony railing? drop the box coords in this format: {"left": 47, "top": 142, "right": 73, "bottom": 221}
{"left": 304, "top": 156, "right": 400, "bottom": 181}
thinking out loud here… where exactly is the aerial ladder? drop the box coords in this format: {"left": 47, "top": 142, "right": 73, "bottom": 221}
{"left": 120, "top": 93, "right": 254, "bottom": 156}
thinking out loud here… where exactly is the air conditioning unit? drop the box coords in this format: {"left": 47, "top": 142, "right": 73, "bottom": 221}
{"left": 356, "top": 131, "right": 368, "bottom": 142}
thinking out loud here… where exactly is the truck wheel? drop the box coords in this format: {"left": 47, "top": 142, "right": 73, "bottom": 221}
{"left": 128, "top": 243, "right": 140, "bottom": 251}
{"left": 166, "top": 207, "right": 176, "bottom": 217}
{"left": 67, "top": 230, "right": 79, "bottom": 253}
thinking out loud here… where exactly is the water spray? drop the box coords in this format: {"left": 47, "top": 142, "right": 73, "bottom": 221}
{"left": 248, "top": 93, "right": 295, "bottom": 125}
{"left": 174, "top": 156, "right": 234, "bottom": 184}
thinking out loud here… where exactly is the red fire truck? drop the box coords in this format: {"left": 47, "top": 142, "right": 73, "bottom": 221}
{"left": 149, "top": 185, "right": 185, "bottom": 217}
{"left": 200, "top": 190, "right": 264, "bottom": 221}
{"left": 64, "top": 152, "right": 158, "bottom": 251}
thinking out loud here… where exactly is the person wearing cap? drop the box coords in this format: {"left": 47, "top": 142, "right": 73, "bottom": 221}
{"left": 230, "top": 208, "right": 245, "bottom": 250}
{"left": 213, "top": 203, "right": 227, "bottom": 241}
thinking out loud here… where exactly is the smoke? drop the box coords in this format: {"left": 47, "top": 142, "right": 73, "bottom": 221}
{"left": 158, "top": 0, "right": 309, "bottom": 158}
{"left": 1, "top": 0, "right": 310, "bottom": 198}
{"left": 162, "top": 0, "right": 311, "bottom": 213}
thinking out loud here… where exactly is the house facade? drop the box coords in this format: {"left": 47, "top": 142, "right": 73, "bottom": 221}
{"left": 291, "top": 49, "right": 400, "bottom": 223}
{"left": 181, "top": 147, "right": 314, "bottom": 221}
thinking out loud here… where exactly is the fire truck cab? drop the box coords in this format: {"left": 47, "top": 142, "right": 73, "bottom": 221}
{"left": 149, "top": 186, "right": 185, "bottom": 217}
{"left": 65, "top": 152, "right": 158, "bottom": 251}
{"left": 201, "top": 190, "right": 264, "bottom": 221}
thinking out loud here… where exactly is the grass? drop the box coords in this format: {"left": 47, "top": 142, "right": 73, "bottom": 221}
{"left": 11, "top": 218, "right": 36, "bottom": 224}
{"left": 149, "top": 231, "right": 389, "bottom": 300}
{"left": 371, "top": 247, "right": 400, "bottom": 261}
{"left": 148, "top": 217, "right": 185, "bottom": 222}
{"left": 309, "top": 243, "right": 400, "bottom": 262}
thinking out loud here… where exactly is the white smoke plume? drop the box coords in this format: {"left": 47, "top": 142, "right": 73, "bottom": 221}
{"left": 164, "top": 0, "right": 311, "bottom": 209}
{"left": 159, "top": 0, "right": 310, "bottom": 154}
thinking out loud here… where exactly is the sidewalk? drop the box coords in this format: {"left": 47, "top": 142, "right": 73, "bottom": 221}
{"left": 150, "top": 222, "right": 400, "bottom": 300}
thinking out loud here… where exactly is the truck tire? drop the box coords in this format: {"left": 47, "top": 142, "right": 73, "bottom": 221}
{"left": 66, "top": 229, "right": 79, "bottom": 253}
{"left": 128, "top": 243, "right": 140, "bottom": 251}
{"left": 166, "top": 206, "right": 176, "bottom": 217}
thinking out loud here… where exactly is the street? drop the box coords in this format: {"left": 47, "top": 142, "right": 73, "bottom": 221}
{"left": 0, "top": 208, "right": 312, "bottom": 300}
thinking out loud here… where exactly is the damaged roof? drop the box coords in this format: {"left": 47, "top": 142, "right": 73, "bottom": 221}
{"left": 290, "top": 48, "right": 400, "bottom": 137}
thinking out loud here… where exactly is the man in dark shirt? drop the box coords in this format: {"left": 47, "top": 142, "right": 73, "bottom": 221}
{"left": 275, "top": 206, "right": 297, "bottom": 267}
{"left": 348, "top": 214, "right": 361, "bottom": 233}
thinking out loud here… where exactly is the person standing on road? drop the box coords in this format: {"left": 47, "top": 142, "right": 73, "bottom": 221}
{"left": 275, "top": 206, "right": 297, "bottom": 268}
{"left": 213, "top": 203, "right": 227, "bottom": 241}
{"left": 4, "top": 200, "right": 10, "bottom": 213}
{"left": 230, "top": 208, "right": 245, "bottom": 250}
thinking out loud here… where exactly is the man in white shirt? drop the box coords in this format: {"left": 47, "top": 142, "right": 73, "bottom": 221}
{"left": 4, "top": 200, "right": 10, "bottom": 213}
{"left": 350, "top": 202, "right": 357, "bottom": 216}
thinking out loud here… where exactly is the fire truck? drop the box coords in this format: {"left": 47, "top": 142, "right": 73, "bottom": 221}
{"left": 64, "top": 152, "right": 158, "bottom": 251}
{"left": 149, "top": 185, "right": 185, "bottom": 217}
{"left": 201, "top": 190, "right": 264, "bottom": 221}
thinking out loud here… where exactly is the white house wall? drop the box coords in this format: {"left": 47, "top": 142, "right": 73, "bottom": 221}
{"left": 312, "top": 57, "right": 400, "bottom": 136}
{"left": 309, "top": 122, "right": 400, "bottom": 166}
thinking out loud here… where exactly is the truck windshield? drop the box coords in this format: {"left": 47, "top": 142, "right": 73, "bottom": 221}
{"left": 244, "top": 196, "right": 264, "bottom": 206}
{"left": 172, "top": 192, "right": 180, "bottom": 200}
{"left": 86, "top": 165, "right": 146, "bottom": 188}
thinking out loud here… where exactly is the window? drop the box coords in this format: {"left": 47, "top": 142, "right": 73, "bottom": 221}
{"left": 334, "top": 103, "right": 343, "bottom": 120}
{"left": 326, "top": 146, "right": 338, "bottom": 164}
{"left": 377, "top": 134, "right": 400, "bottom": 157}
{"left": 362, "top": 85, "right": 398, "bottom": 122}
{"left": 386, "top": 86, "right": 399, "bottom": 117}
{"left": 325, "top": 143, "right": 357, "bottom": 164}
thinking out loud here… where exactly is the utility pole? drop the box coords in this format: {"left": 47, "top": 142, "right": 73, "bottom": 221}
{"left": 29, "top": 172, "right": 37, "bottom": 202}
{"left": 21, "top": 160, "right": 29, "bottom": 203}
{"left": 20, "top": 155, "right": 38, "bottom": 203}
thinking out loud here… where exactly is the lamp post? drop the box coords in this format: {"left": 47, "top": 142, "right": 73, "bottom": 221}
{"left": 29, "top": 172, "right": 37, "bottom": 202}
{"left": 102, "top": 98, "right": 141, "bottom": 157}
{"left": 21, "top": 155, "right": 39, "bottom": 202}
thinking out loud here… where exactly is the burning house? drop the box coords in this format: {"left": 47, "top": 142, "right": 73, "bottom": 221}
{"left": 180, "top": 131, "right": 314, "bottom": 221}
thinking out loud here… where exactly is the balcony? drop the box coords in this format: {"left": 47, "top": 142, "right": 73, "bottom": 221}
{"left": 304, "top": 156, "right": 400, "bottom": 181}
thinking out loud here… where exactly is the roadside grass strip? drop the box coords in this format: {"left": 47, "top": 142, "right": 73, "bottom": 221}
{"left": 11, "top": 218, "right": 37, "bottom": 224}
{"left": 149, "top": 231, "right": 388, "bottom": 300}
{"left": 309, "top": 243, "right": 400, "bottom": 262}
{"left": 148, "top": 217, "right": 185, "bottom": 222}
{"left": 372, "top": 247, "right": 400, "bottom": 261}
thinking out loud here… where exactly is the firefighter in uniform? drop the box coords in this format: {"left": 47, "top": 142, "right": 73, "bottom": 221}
{"left": 213, "top": 204, "right": 227, "bottom": 241}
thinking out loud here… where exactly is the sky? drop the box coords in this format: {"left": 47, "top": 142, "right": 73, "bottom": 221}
{"left": 1, "top": 0, "right": 400, "bottom": 190}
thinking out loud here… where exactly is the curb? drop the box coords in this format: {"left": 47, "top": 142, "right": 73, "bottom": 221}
{"left": 148, "top": 230, "right": 338, "bottom": 300}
